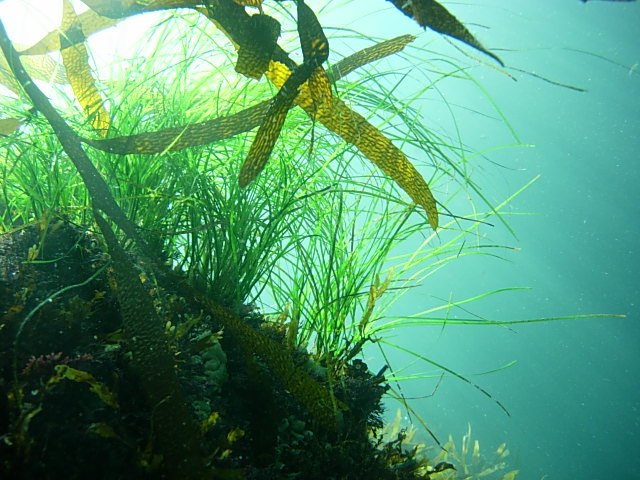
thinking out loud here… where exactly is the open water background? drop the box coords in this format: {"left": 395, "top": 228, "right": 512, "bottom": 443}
{"left": 325, "top": 1, "right": 640, "bottom": 479}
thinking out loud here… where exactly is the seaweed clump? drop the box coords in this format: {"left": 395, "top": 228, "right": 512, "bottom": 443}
{"left": 0, "top": 221, "right": 441, "bottom": 479}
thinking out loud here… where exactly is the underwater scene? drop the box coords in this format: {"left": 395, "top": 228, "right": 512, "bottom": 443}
{"left": 0, "top": 1, "right": 638, "bottom": 479}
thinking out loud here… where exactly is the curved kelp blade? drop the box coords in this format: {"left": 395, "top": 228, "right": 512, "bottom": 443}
{"left": 82, "top": 34, "right": 414, "bottom": 155}
{"left": 311, "top": 73, "right": 439, "bottom": 230}
{"left": 94, "top": 212, "right": 208, "bottom": 476}
{"left": 47, "top": 365, "right": 118, "bottom": 409}
{"left": 387, "top": 0, "right": 504, "bottom": 66}
{"left": 237, "top": 76, "right": 299, "bottom": 187}
{"left": 328, "top": 34, "right": 416, "bottom": 81}
{"left": 59, "top": 0, "right": 110, "bottom": 136}
{"left": 197, "top": 294, "right": 343, "bottom": 431}
{"left": 267, "top": 61, "right": 439, "bottom": 229}
{"left": 238, "top": 64, "right": 312, "bottom": 186}
{"left": 84, "top": 100, "right": 271, "bottom": 154}
{"left": 296, "top": 0, "right": 329, "bottom": 66}
{"left": 235, "top": 14, "right": 280, "bottom": 79}
{"left": 204, "top": 0, "right": 281, "bottom": 79}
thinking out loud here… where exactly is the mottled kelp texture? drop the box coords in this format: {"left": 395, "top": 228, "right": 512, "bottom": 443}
{"left": 94, "top": 213, "right": 208, "bottom": 479}
{"left": 23, "top": 0, "right": 440, "bottom": 229}
{"left": 386, "top": 0, "right": 504, "bottom": 66}
{"left": 193, "top": 290, "right": 344, "bottom": 431}
{"left": 208, "top": 0, "right": 281, "bottom": 79}
{"left": 59, "top": 0, "right": 110, "bottom": 136}
{"left": 81, "top": 35, "right": 416, "bottom": 155}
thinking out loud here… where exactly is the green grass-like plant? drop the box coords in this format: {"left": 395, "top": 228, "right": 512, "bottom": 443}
{"left": 0, "top": 5, "right": 523, "bottom": 391}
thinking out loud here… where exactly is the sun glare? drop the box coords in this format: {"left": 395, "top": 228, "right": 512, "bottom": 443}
{"left": 0, "top": 0, "right": 163, "bottom": 77}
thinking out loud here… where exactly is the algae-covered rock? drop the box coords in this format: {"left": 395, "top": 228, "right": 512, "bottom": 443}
{"left": 0, "top": 221, "right": 432, "bottom": 479}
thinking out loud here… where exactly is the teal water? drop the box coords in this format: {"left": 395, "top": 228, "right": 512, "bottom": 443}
{"left": 328, "top": 1, "right": 640, "bottom": 479}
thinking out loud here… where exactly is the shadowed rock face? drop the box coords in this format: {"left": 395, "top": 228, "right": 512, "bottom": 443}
{"left": 94, "top": 213, "right": 208, "bottom": 479}
{"left": 0, "top": 221, "right": 417, "bottom": 479}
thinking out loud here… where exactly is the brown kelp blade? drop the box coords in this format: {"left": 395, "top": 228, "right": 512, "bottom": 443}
{"left": 297, "top": 68, "right": 439, "bottom": 230}
{"left": 198, "top": 293, "right": 343, "bottom": 431}
{"left": 297, "top": 0, "right": 329, "bottom": 65}
{"left": 60, "top": 0, "right": 110, "bottom": 136}
{"left": 388, "top": 0, "right": 504, "bottom": 66}
{"left": 204, "top": 0, "right": 281, "bottom": 79}
{"left": 237, "top": 67, "right": 305, "bottom": 187}
{"left": 84, "top": 100, "right": 271, "bottom": 154}
{"left": 234, "top": 13, "right": 281, "bottom": 79}
{"left": 83, "top": 35, "right": 415, "bottom": 155}
{"left": 266, "top": 57, "right": 439, "bottom": 229}
{"left": 328, "top": 34, "right": 415, "bottom": 81}
{"left": 238, "top": 1, "right": 329, "bottom": 186}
